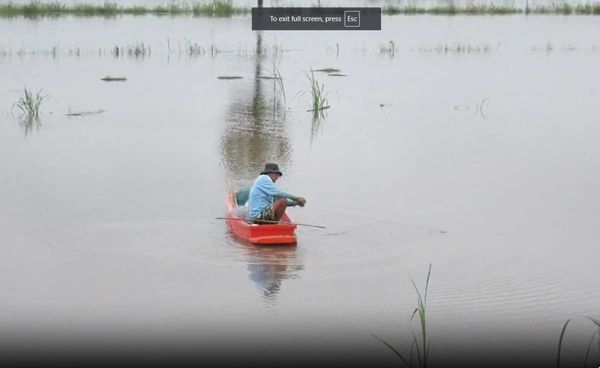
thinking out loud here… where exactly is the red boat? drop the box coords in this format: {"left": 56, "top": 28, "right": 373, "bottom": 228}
{"left": 226, "top": 191, "right": 297, "bottom": 245}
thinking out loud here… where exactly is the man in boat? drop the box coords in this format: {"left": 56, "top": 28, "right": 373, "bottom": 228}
{"left": 247, "top": 163, "right": 306, "bottom": 224}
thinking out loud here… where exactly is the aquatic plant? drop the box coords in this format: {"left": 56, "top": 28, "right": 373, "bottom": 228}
{"left": 417, "top": 43, "right": 491, "bottom": 54}
{"left": 557, "top": 316, "right": 600, "bottom": 368}
{"left": 380, "top": 3, "right": 600, "bottom": 16}
{"left": 186, "top": 41, "right": 206, "bottom": 56}
{"left": 306, "top": 70, "right": 329, "bottom": 114}
{"left": 3, "top": 1, "right": 600, "bottom": 17}
{"left": 192, "top": 0, "right": 246, "bottom": 17}
{"left": 161, "top": 2, "right": 185, "bottom": 15}
{"left": 128, "top": 43, "right": 150, "bottom": 57}
{"left": 0, "top": 0, "right": 248, "bottom": 18}
{"left": 13, "top": 87, "right": 46, "bottom": 120}
{"left": 380, "top": 40, "right": 396, "bottom": 56}
{"left": 383, "top": 4, "right": 519, "bottom": 15}
{"left": 530, "top": 42, "right": 555, "bottom": 52}
{"left": 12, "top": 87, "right": 47, "bottom": 137}
{"left": 111, "top": 43, "right": 150, "bottom": 58}
{"left": 373, "top": 264, "right": 432, "bottom": 368}
{"left": 271, "top": 62, "right": 286, "bottom": 104}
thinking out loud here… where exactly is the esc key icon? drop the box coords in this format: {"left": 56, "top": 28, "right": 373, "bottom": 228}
{"left": 344, "top": 10, "right": 360, "bottom": 28}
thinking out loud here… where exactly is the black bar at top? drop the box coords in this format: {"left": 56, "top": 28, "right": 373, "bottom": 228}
{"left": 252, "top": 7, "right": 381, "bottom": 31}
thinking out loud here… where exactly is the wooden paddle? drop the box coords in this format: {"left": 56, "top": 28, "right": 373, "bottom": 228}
{"left": 216, "top": 217, "right": 326, "bottom": 229}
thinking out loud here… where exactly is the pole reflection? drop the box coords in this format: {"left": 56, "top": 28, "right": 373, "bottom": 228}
{"left": 219, "top": 31, "right": 292, "bottom": 186}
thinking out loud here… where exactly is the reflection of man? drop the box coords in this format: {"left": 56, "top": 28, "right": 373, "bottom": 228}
{"left": 245, "top": 247, "right": 302, "bottom": 302}
{"left": 248, "top": 163, "right": 306, "bottom": 224}
{"left": 247, "top": 262, "right": 287, "bottom": 298}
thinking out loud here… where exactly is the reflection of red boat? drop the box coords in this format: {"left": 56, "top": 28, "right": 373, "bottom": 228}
{"left": 226, "top": 191, "right": 297, "bottom": 245}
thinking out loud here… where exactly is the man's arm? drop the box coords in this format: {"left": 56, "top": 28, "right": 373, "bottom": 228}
{"left": 260, "top": 177, "right": 299, "bottom": 201}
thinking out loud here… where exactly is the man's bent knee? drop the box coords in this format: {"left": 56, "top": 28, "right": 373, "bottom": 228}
{"left": 273, "top": 198, "right": 288, "bottom": 208}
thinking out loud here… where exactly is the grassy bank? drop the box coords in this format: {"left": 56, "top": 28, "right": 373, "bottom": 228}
{"left": 0, "top": 0, "right": 248, "bottom": 17}
{"left": 1, "top": 1, "right": 600, "bottom": 18}
{"left": 383, "top": 3, "right": 600, "bottom": 15}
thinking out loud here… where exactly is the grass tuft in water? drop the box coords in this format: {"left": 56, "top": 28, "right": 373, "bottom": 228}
{"left": 306, "top": 70, "right": 329, "bottom": 114}
{"left": 417, "top": 43, "right": 492, "bottom": 54}
{"left": 12, "top": 87, "right": 47, "bottom": 137}
{"left": 186, "top": 41, "right": 206, "bottom": 56}
{"left": 380, "top": 40, "right": 396, "bottom": 56}
{"left": 13, "top": 87, "right": 46, "bottom": 120}
{"left": 271, "top": 62, "right": 286, "bottom": 104}
{"left": 111, "top": 43, "right": 150, "bottom": 58}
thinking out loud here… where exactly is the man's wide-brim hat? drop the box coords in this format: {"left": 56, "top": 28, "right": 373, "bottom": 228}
{"left": 261, "top": 163, "right": 283, "bottom": 176}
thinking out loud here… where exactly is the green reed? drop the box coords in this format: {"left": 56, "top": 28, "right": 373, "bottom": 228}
{"left": 111, "top": 43, "right": 150, "bottom": 58}
{"left": 417, "top": 43, "right": 492, "bottom": 54}
{"left": 307, "top": 70, "right": 329, "bottom": 113}
{"left": 557, "top": 316, "right": 600, "bottom": 368}
{"left": 13, "top": 87, "right": 47, "bottom": 137}
{"left": 2, "top": 1, "right": 600, "bottom": 17}
{"left": 13, "top": 87, "right": 46, "bottom": 120}
{"left": 381, "top": 3, "right": 600, "bottom": 15}
{"left": 271, "top": 62, "right": 286, "bottom": 104}
{"left": 373, "top": 264, "right": 432, "bottom": 368}
{"left": 380, "top": 40, "right": 396, "bottom": 56}
{"left": 187, "top": 41, "right": 206, "bottom": 57}
{"left": 0, "top": 0, "right": 248, "bottom": 18}
{"left": 192, "top": 0, "right": 246, "bottom": 17}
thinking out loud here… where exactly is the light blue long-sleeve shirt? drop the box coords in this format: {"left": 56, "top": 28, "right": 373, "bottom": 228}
{"left": 247, "top": 175, "right": 298, "bottom": 219}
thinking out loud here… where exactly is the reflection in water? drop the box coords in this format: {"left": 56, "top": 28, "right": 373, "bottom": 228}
{"left": 19, "top": 116, "right": 42, "bottom": 137}
{"left": 310, "top": 109, "right": 328, "bottom": 143}
{"left": 244, "top": 245, "right": 303, "bottom": 305}
{"left": 219, "top": 32, "right": 292, "bottom": 185}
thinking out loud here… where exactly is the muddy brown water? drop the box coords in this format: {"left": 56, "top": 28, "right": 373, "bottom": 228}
{"left": 1, "top": 9, "right": 600, "bottom": 367}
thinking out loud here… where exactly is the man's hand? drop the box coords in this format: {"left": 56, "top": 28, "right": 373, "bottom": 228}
{"left": 295, "top": 197, "right": 306, "bottom": 207}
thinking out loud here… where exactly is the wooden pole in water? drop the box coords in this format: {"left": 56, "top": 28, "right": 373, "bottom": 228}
{"left": 216, "top": 217, "right": 326, "bottom": 229}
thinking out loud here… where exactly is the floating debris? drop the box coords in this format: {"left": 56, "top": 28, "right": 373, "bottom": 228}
{"left": 314, "top": 68, "right": 341, "bottom": 73}
{"left": 101, "top": 76, "right": 127, "bottom": 82}
{"left": 257, "top": 75, "right": 277, "bottom": 80}
{"left": 66, "top": 109, "right": 106, "bottom": 117}
{"left": 217, "top": 76, "right": 243, "bottom": 80}
{"left": 328, "top": 73, "right": 347, "bottom": 77}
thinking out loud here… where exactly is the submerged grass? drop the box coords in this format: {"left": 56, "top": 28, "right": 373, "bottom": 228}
{"left": 373, "top": 264, "right": 432, "bottom": 368}
{"left": 380, "top": 40, "right": 396, "bottom": 56}
{"left": 112, "top": 43, "right": 151, "bottom": 58}
{"left": 271, "top": 62, "right": 286, "bottom": 104}
{"left": 417, "top": 43, "right": 492, "bottom": 54}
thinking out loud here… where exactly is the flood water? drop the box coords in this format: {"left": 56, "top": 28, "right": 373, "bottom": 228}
{"left": 1, "top": 6, "right": 600, "bottom": 367}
